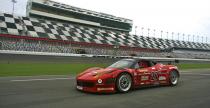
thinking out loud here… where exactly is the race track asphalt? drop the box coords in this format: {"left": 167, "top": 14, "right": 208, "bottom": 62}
{"left": 0, "top": 69, "right": 210, "bottom": 108}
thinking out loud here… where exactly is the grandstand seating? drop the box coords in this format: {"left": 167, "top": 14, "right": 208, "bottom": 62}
{"left": 0, "top": 13, "right": 210, "bottom": 58}
{"left": 0, "top": 36, "right": 209, "bottom": 58}
{"left": 0, "top": 13, "right": 210, "bottom": 50}
{"left": 172, "top": 48, "right": 210, "bottom": 59}
{"left": 0, "top": 37, "right": 166, "bottom": 57}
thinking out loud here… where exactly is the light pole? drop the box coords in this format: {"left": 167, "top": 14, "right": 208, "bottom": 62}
{"left": 148, "top": 28, "right": 150, "bottom": 37}
{"left": 197, "top": 35, "right": 199, "bottom": 43}
{"left": 177, "top": 33, "right": 180, "bottom": 41}
{"left": 183, "top": 35, "right": 184, "bottom": 41}
{"left": 182, "top": 34, "right": 185, "bottom": 41}
{"left": 188, "top": 34, "right": 190, "bottom": 42}
{"left": 206, "top": 37, "right": 208, "bottom": 43}
{"left": 153, "top": 29, "right": 156, "bottom": 37}
{"left": 135, "top": 26, "right": 137, "bottom": 36}
{"left": 11, "top": 0, "right": 17, "bottom": 15}
{"left": 141, "top": 27, "right": 144, "bottom": 36}
{"left": 161, "top": 30, "right": 163, "bottom": 38}
{"left": 172, "top": 32, "right": 174, "bottom": 40}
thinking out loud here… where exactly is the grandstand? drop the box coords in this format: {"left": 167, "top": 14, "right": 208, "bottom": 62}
{"left": 0, "top": 0, "right": 210, "bottom": 59}
{"left": 27, "top": 0, "right": 133, "bottom": 32}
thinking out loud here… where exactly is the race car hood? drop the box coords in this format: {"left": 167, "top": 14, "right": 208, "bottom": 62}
{"left": 77, "top": 67, "right": 118, "bottom": 79}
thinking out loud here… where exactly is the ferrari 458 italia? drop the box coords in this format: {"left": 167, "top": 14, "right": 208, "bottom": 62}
{"left": 76, "top": 59, "right": 180, "bottom": 93}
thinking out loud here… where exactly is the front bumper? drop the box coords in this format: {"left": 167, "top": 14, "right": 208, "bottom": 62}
{"left": 76, "top": 79, "right": 116, "bottom": 93}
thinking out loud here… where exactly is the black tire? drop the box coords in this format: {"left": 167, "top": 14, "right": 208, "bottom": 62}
{"left": 116, "top": 73, "right": 132, "bottom": 93}
{"left": 169, "top": 71, "right": 179, "bottom": 86}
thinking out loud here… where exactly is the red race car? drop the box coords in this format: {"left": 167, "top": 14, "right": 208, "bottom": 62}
{"left": 76, "top": 59, "right": 180, "bottom": 93}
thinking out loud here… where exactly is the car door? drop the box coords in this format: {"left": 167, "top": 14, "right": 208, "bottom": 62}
{"left": 154, "top": 63, "right": 168, "bottom": 84}
{"left": 135, "top": 60, "right": 152, "bottom": 86}
{"left": 149, "top": 64, "right": 159, "bottom": 85}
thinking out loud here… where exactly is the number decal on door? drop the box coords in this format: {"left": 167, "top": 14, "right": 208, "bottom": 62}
{"left": 151, "top": 72, "right": 158, "bottom": 80}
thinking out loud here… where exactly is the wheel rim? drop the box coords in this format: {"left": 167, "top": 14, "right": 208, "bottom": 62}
{"left": 118, "top": 74, "right": 131, "bottom": 92}
{"left": 170, "top": 71, "right": 178, "bottom": 85}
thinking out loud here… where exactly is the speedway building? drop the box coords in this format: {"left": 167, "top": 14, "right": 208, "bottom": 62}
{"left": 0, "top": 0, "right": 210, "bottom": 58}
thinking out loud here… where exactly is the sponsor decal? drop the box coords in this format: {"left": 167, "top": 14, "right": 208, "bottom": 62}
{"left": 77, "top": 86, "right": 83, "bottom": 90}
{"left": 92, "top": 71, "right": 98, "bottom": 74}
{"left": 97, "top": 88, "right": 114, "bottom": 91}
{"left": 160, "top": 68, "right": 168, "bottom": 71}
{"left": 153, "top": 81, "right": 159, "bottom": 85}
{"left": 93, "top": 71, "right": 107, "bottom": 78}
{"left": 160, "top": 81, "right": 167, "bottom": 83}
{"left": 169, "top": 66, "right": 178, "bottom": 69}
{"left": 134, "top": 72, "right": 137, "bottom": 76}
{"left": 151, "top": 72, "right": 158, "bottom": 80}
{"left": 141, "top": 76, "right": 149, "bottom": 81}
{"left": 159, "top": 76, "right": 166, "bottom": 80}
{"left": 145, "top": 82, "right": 150, "bottom": 84}
{"left": 138, "top": 69, "right": 148, "bottom": 72}
{"left": 144, "top": 72, "right": 150, "bottom": 75}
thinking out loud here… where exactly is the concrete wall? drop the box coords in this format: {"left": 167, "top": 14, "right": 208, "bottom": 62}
{"left": 1, "top": 53, "right": 210, "bottom": 65}
{"left": 0, "top": 53, "right": 120, "bottom": 64}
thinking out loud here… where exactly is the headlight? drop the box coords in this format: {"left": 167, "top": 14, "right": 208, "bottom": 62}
{"left": 97, "top": 79, "right": 103, "bottom": 84}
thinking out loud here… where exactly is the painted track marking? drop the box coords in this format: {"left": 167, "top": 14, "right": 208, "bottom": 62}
{"left": 10, "top": 77, "right": 75, "bottom": 82}
{"left": 181, "top": 73, "right": 210, "bottom": 76}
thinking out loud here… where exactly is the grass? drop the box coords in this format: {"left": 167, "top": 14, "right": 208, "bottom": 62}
{"left": 0, "top": 63, "right": 210, "bottom": 77}
{"left": 177, "top": 63, "right": 210, "bottom": 70}
{"left": 0, "top": 63, "right": 109, "bottom": 77}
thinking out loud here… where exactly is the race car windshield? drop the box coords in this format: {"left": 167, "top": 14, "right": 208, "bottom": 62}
{"left": 108, "top": 60, "right": 134, "bottom": 69}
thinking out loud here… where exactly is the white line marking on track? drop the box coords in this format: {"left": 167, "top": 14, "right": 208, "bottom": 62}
{"left": 10, "top": 77, "right": 75, "bottom": 82}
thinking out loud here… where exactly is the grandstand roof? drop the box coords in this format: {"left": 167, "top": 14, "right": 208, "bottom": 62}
{"left": 27, "top": 0, "right": 133, "bottom": 32}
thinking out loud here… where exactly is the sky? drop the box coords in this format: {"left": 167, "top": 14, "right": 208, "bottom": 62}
{"left": 0, "top": 0, "right": 210, "bottom": 43}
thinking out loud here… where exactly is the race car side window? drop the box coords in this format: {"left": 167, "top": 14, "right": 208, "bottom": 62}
{"left": 138, "top": 60, "right": 157, "bottom": 68}
{"left": 138, "top": 61, "right": 149, "bottom": 68}
{"left": 149, "top": 61, "right": 156, "bottom": 66}
{"left": 152, "top": 61, "right": 157, "bottom": 65}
